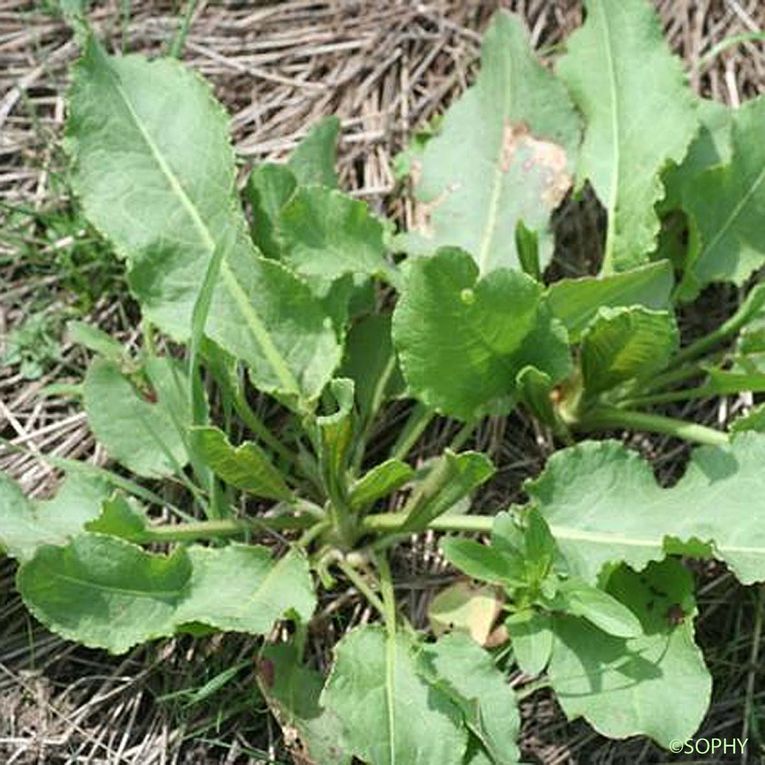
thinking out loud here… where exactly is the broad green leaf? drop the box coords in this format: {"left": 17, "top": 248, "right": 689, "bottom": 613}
{"left": 428, "top": 582, "right": 503, "bottom": 646}
{"left": 191, "top": 426, "right": 293, "bottom": 501}
{"left": 18, "top": 535, "right": 315, "bottom": 653}
{"left": 340, "top": 314, "right": 403, "bottom": 427}
{"left": 441, "top": 538, "right": 522, "bottom": 586}
{"left": 555, "top": 579, "right": 642, "bottom": 638}
{"left": 580, "top": 307, "right": 679, "bottom": 394}
{"left": 661, "top": 98, "right": 732, "bottom": 212}
{"left": 506, "top": 611, "right": 553, "bottom": 676}
{"left": 288, "top": 115, "right": 341, "bottom": 188}
{"left": 404, "top": 11, "right": 579, "bottom": 272}
{"left": 393, "top": 248, "right": 571, "bottom": 420}
{"left": 731, "top": 403, "right": 765, "bottom": 434}
{"left": 246, "top": 163, "right": 297, "bottom": 259}
{"left": 400, "top": 450, "right": 494, "bottom": 532}
{"left": 548, "top": 560, "right": 710, "bottom": 746}
{"left": 545, "top": 260, "right": 674, "bottom": 341}
{"left": 18, "top": 533, "right": 191, "bottom": 652}
{"left": 0, "top": 472, "right": 109, "bottom": 562}
{"left": 85, "top": 494, "right": 148, "bottom": 541}
{"left": 526, "top": 433, "right": 765, "bottom": 585}
{"left": 680, "top": 96, "right": 765, "bottom": 296}
{"left": 68, "top": 40, "right": 339, "bottom": 403}
{"left": 84, "top": 356, "right": 190, "bottom": 478}
{"left": 321, "top": 626, "right": 467, "bottom": 765}
{"left": 349, "top": 459, "right": 414, "bottom": 511}
{"left": 278, "top": 187, "right": 393, "bottom": 283}
{"left": 178, "top": 545, "right": 316, "bottom": 631}
{"left": 423, "top": 633, "right": 521, "bottom": 764}
{"left": 557, "top": 0, "right": 697, "bottom": 272}
{"left": 258, "top": 643, "right": 350, "bottom": 764}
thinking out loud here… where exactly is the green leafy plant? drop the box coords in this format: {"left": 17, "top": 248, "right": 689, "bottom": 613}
{"left": 3, "top": 0, "right": 765, "bottom": 761}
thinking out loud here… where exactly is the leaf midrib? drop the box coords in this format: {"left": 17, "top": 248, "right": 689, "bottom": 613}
{"left": 107, "top": 60, "right": 300, "bottom": 396}
{"left": 477, "top": 44, "right": 513, "bottom": 274}
{"left": 597, "top": 0, "right": 621, "bottom": 271}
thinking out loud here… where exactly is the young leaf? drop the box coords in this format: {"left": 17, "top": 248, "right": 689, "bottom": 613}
{"left": 84, "top": 356, "right": 190, "bottom": 478}
{"left": 245, "top": 163, "right": 297, "bottom": 259}
{"left": 315, "top": 378, "right": 356, "bottom": 503}
{"left": 661, "top": 98, "right": 732, "bottom": 212}
{"left": 257, "top": 643, "right": 350, "bottom": 764}
{"left": 0, "top": 472, "right": 109, "bottom": 562}
{"left": 556, "top": 579, "right": 642, "bottom": 638}
{"left": 399, "top": 450, "right": 494, "bottom": 532}
{"left": 68, "top": 40, "right": 339, "bottom": 404}
{"left": 277, "top": 187, "right": 393, "bottom": 282}
{"left": 526, "top": 433, "right": 765, "bottom": 585}
{"left": 67, "top": 320, "right": 126, "bottom": 364}
{"left": 580, "top": 306, "right": 679, "bottom": 394}
{"left": 404, "top": 10, "right": 579, "bottom": 272}
{"left": 545, "top": 260, "right": 674, "bottom": 342}
{"left": 191, "top": 426, "right": 293, "bottom": 501}
{"left": 393, "top": 247, "right": 571, "bottom": 420}
{"left": 548, "top": 560, "right": 710, "bottom": 747}
{"left": 516, "top": 366, "right": 557, "bottom": 427}
{"left": 422, "top": 633, "right": 521, "bottom": 764}
{"left": 340, "top": 313, "right": 404, "bottom": 428}
{"left": 85, "top": 494, "right": 148, "bottom": 541}
{"left": 287, "top": 115, "right": 341, "bottom": 188}
{"left": 680, "top": 96, "right": 765, "bottom": 296}
{"left": 321, "top": 626, "right": 467, "bottom": 765}
{"left": 18, "top": 535, "right": 315, "bottom": 653}
{"left": 428, "top": 581, "right": 503, "bottom": 647}
{"left": 348, "top": 458, "right": 414, "bottom": 511}
{"left": 557, "top": 0, "right": 697, "bottom": 272}
{"left": 506, "top": 611, "right": 553, "bottom": 676}
{"left": 441, "top": 538, "right": 522, "bottom": 586}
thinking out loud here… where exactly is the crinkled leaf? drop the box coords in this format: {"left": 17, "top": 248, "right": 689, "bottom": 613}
{"left": 84, "top": 356, "right": 190, "bottom": 478}
{"left": 68, "top": 40, "right": 339, "bottom": 403}
{"left": 191, "top": 425, "right": 293, "bottom": 501}
{"left": 315, "top": 378, "right": 356, "bottom": 502}
{"left": 428, "top": 582, "right": 503, "bottom": 646}
{"left": 321, "top": 626, "right": 467, "bottom": 765}
{"left": 393, "top": 247, "right": 571, "bottom": 420}
{"left": 278, "top": 187, "right": 393, "bottom": 282}
{"left": 400, "top": 449, "right": 494, "bottom": 532}
{"left": 548, "top": 560, "right": 710, "bottom": 746}
{"left": 0, "top": 472, "right": 109, "bottom": 562}
{"left": 422, "top": 633, "right": 521, "bottom": 764}
{"left": 349, "top": 459, "right": 414, "bottom": 511}
{"left": 257, "top": 643, "right": 350, "bottom": 764}
{"left": 545, "top": 261, "right": 674, "bottom": 342}
{"left": 405, "top": 11, "right": 579, "bottom": 272}
{"left": 288, "top": 115, "right": 341, "bottom": 188}
{"left": 18, "top": 535, "right": 315, "bottom": 653}
{"left": 680, "top": 96, "right": 765, "bottom": 296}
{"left": 527, "top": 433, "right": 765, "bottom": 584}
{"left": 580, "top": 306, "right": 679, "bottom": 394}
{"left": 557, "top": 0, "right": 697, "bottom": 271}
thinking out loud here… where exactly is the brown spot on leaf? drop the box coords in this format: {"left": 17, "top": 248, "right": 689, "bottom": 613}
{"left": 500, "top": 120, "right": 571, "bottom": 207}
{"left": 256, "top": 657, "right": 275, "bottom": 688}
